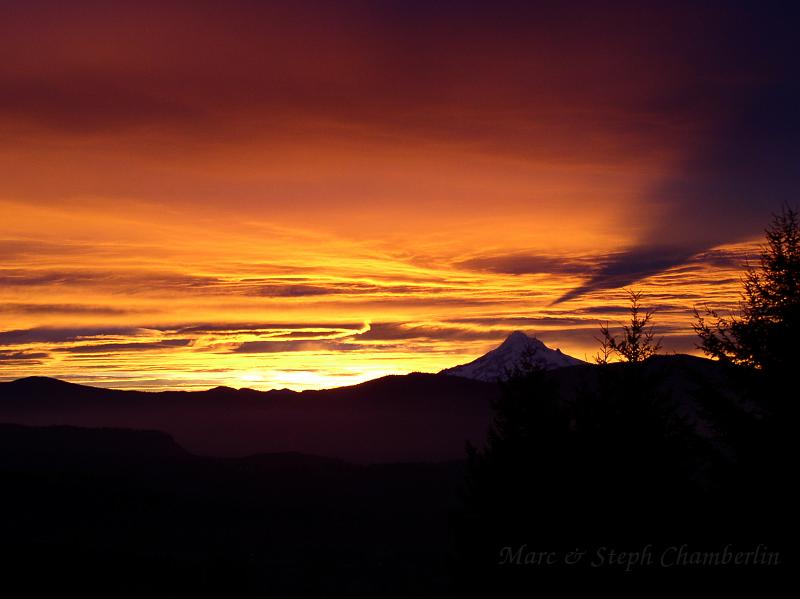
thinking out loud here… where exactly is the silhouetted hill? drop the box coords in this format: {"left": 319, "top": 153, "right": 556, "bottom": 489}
{"left": 0, "top": 356, "right": 787, "bottom": 594}
{"left": 0, "top": 423, "right": 189, "bottom": 467}
{"left": 0, "top": 372, "right": 500, "bottom": 462}
{"left": 0, "top": 357, "right": 752, "bottom": 465}
{"left": 0, "top": 422, "right": 464, "bottom": 597}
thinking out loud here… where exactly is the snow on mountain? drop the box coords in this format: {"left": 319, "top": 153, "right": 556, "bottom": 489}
{"left": 440, "top": 331, "right": 585, "bottom": 382}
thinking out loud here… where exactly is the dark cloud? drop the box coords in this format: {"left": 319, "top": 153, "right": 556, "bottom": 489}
{"left": 0, "top": 270, "right": 445, "bottom": 299}
{"left": 690, "top": 247, "right": 757, "bottom": 270}
{"left": 268, "top": 330, "right": 358, "bottom": 340}
{"left": 560, "top": 4, "right": 800, "bottom": 300}
{"left": 574, "top": 304, "right": 673, "bottom": 316}
{"left": 232, "top": 340, "right": 365, "bottom": 354}
{"left": 0, "top": 326, "right": 150, "bottom": 345}
{"left": 0, "top": 303, "right": 143, "bottom": 316}
{"left": 458, "top": 244, "right": 759, "bottom": 292}
{"left": 357, "top": 323, "right": 503, "bottom": 342}
{"left": 556, "top": 246, "right": 700, "bottom": 303}
{"left": 0, "top": 350, "right": 50, "bottom": 365}
{"left": 255, "top": 285, "right": 341, "bottom": 298}
{"left": 0, "top": 270, "right": 100, "bottom": 287}
{"left": 0, "top": 73, "right": 199, "bottom": 134}
{"left": 0, "top": 0, "right": 781, "bottom": 168}
{"left": 3, "top": 0, "right": 796, "bottom": 305}
{"left": 175, "top": 322, "right": 365, "bottom": 335}
{"left": 0, "top": 269, "right": 223, "bottom": 292}
{"left": 455, "top": 253, "right": 594, "bottom": 276}
{"left": 447, "top": 315, "right": 593, "bottom": 328}
{"left": 0, "top": 240, "right": 94, "bottom": 259}
{"left": 58, "top": 339, "right": 193, "bottom": 354}
{"left": 248, "top": 280, "right": 459, "bottom": 298}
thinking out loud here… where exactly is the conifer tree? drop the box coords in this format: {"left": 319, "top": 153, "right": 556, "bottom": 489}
{"left": 596, "top": 290, "right": 662, "bottom": 364}
{"left": 694, "top": 206, "right": 800, "bottom": 373}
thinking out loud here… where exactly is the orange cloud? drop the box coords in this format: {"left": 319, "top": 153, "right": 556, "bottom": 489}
{"left": 1, "top": 1, "right": 791, "bottom": 388}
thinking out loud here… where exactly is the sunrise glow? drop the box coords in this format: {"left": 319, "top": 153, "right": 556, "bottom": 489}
{"left": 2, "top": 1, "right": 794, "bottom": 390}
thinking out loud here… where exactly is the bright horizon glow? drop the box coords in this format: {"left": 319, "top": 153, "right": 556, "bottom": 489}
{"left": 0, "top": 197, "right": 754, "bottom": 390}
{"left": 2, "top": 2, "right": 792, "bottom": 390}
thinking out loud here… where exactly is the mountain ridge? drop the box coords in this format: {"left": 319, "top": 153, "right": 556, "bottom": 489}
{"left": 0, "top": 371, "right": 500, "bottom": 462}
{"left": 0, "top": 354, "right": 739, "bottom": 462}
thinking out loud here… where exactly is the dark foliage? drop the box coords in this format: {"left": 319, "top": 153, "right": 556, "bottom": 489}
{"left": 596, "top": 290, "right": 663, "bottom": 364}
{"left": 694, "top": 206, "right": 800, "bottom": 375}
{"left": 453, "top": 356, "right": 790, "bottom": 592}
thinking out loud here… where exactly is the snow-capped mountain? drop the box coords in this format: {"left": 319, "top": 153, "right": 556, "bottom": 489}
{"left": 440, "top": 331, "right": 585, "bottom": 382}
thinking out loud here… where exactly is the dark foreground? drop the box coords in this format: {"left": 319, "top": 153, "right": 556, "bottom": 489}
{"left": 0, "top": 423, "right": 465, "bottom": 597}
{"left": 0, "top": 421, "right": 791, "bottom": 597}
{"left": 0, "top": 358, "right": 793, "bottom": 596}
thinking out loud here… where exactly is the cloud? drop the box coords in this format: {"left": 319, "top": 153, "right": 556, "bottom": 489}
{"left": 254, "top": 284, "right": 341, "bottom": 298}
{"left": 357, "top": 323, "right": 503, "bottom": 342}
{"left": 690, "top": 247, "right": 756, "bottom": 270}
{"left": 267, "top": 330, "right": 362, "bottom": 340}
{"left": 556, "top": 246, "right": 700, "bottom": 303}
{"left": 0, "top": 1, "right": 770, "bottom": 167}
{"left": 0, "top": 327, "right": 150, "bottom": 345}
{"left": 232, "top": 340, "right": 365, "bottom": 354}
{"left": 0, "top": 240, "right": 95, "bottom": 259}
{"left": 58, "top": 339, "right": 193, "bottom": 354}
{"left": 0, "top": 269, "right": 446, "bottom": 300}
{"left": 459, "top": 245, "right": 759, "bottom": 303}
{"left": 559, "top": 8, "right": 800, "bottom": 301}
{"left": 455, "top": 253, "right": 594, "bottom": 275}
{"left": 0, "top": 73, "right": 199, "bottom": 134}
{"left": 2, "top": 0, "right": 794, "bottom": 390}
{"left": 0, "top": 350, "right": 50, "bottom": 365}
{"left": 447, "top": 315, "right": 590, "bottom": 328}
{"left": 0, "top": 269, "right": 224, "bottom": 292}
{"left": 573, "top": 304, "right": 672, "bottom": 316}
{"left": 481, "top": 244, "right": 753, "bottom": 304}
{"left": 0, "top": 303, "right": 144, "bottom": 316}
{"left": 174, "top": 322, "right": 366, "bottom": 336}
{"left": 0, "top": 270, "right": 100, "bottom": 287}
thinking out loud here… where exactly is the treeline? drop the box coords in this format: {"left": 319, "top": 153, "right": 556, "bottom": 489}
{"left": 453, "top": 207, "right": 798, "bottom": 590}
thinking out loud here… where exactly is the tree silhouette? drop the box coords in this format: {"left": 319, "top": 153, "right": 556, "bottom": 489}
{"left": 593, "top": 325, "right": 614, "bottom": 365}
{"left": 453, "top": 365, "right": 577, "bottom": 591}
{"left": 693, "top": 206, "right": 800, "bottom": 373}
{"left": 595, "top": 290, "right": 662, "bottom": 363}
{"left": 692, "top": 207, "right": 797, "bottom": 559}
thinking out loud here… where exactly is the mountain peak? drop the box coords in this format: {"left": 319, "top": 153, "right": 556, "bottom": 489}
{"left": 500, "top": 330, "right": 544, "bottom": 348}
{"left": 440, "top": 331, "right": 584, "bottom": 382}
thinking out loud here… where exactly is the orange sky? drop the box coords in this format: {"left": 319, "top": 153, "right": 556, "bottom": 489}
{"left": 1, "top": 1, "right": 796, "bottom": 389}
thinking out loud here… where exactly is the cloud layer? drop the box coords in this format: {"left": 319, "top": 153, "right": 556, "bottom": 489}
{"left": 1, "top": 0, "right": 792, "bottom": 388}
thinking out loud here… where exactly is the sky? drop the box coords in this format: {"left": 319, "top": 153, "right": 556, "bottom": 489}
{"left": 1, "top": 0, "right": 798, "bottom": 390}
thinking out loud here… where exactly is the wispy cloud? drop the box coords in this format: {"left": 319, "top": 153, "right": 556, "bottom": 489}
{"left": 0, "top": 350, "right": 50, "bottom": 365}
{"left": 455, "top": 253, "right": 596, "bottom": 276}
{"left": 58, "top": 339, "right": 193, "bottom": 354}
{"left": 1, "top": 0, "right": 784, "bottom": 389}
{"left": 232, "top": 340, "right": 366, "bottom": 354}
{"left": 0, "top": 303, "right": 146, "bottom": 316}
{"left": 0, "top": 327, "right": 152, "bottom": 345}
